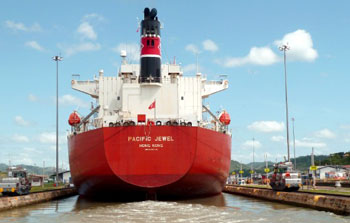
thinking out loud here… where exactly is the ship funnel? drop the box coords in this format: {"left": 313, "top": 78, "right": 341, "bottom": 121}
{"left": 150, "top": 8, "right": 157, "bottom": 19}
{"left": 144, "top": 8, "right": 150, "bottom": 19}
{"left": 140, "top": 7, "right": 161, "bottom": 83}
{"left": 120, "top": 50, "right": 127, "bottom": 65}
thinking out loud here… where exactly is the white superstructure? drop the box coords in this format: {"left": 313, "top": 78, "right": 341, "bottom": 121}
{"left": 71, "top": 60, "right": 228, "bottom": 131}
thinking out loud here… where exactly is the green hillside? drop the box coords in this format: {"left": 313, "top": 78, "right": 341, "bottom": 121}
{"left": 0, "top": 164, "right": 62, "bottom": 176}
{"left": 290, "top": 155, "right": 329, "bottom": 170}
{"left": 229, "top": 152, "right": 350, "bottom": 176}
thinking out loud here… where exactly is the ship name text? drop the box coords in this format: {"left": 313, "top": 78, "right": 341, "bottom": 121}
{"left": 128, "top": 136, "right": 174, "bottom": 142}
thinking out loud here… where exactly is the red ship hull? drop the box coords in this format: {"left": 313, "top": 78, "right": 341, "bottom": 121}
{"left": 68, "top": 126, "right": 231, "bottom": 199}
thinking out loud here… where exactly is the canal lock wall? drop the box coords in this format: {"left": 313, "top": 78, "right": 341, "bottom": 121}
{"left": 224, "top": 185, "right": 350, "bottom": 215}
{"left": 0, "top": 188, "right": 77, "bottom": 211}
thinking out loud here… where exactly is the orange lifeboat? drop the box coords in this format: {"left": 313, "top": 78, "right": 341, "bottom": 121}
{"left": 68, "top": 111, "right": 81, "bottom": 126}
{"left": 219, "top": 110, "right": 231, "bottom": 125}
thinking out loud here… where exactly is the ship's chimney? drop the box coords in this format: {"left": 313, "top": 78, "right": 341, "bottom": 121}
{"left": 99, "top": 69, "right": 104, "bottom": 77}
{"left": 140, "top": 7, "right": 161, "bottom": 83}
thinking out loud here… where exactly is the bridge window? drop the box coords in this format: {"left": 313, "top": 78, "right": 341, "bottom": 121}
{"left": 151, "top": 40, "right": 154, "bottom": 46}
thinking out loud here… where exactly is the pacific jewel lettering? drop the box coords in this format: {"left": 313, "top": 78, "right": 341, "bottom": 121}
{"left": 128, "top": 136, "right": 174, "bottom": 142}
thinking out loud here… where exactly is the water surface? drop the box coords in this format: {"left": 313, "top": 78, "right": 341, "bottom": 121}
{"left": 0, "top": 193, "right": 349, "bottom": 223}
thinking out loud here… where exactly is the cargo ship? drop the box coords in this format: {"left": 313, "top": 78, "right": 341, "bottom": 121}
{"left": 68, "top": 8, "right": 231, "bottom": 199}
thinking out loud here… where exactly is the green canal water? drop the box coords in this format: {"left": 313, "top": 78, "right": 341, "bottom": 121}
{"left": 0, "top": 193, "right": 349, "bottom": 223}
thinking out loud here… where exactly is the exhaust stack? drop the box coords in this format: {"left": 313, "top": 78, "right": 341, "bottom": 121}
{"left": 140, "top": 8, "right": 161, "bottom": 83}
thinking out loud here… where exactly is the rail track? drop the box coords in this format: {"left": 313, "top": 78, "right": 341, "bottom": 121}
{"left": 0, "top": 187, "right": 75, "bottom": 199}
{"left": 226, "top": 185, "right": 350, "bottom": 198}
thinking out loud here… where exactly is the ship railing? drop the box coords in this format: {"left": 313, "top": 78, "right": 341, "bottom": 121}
{"left": 200, "top": 121, "right": 231, "bottom": 135}
{"left": 105, "top": 118, "right": 195, "bottom": 127}
{"left": 139, "top": 76, "right": 162, "bottom": 83}
{"left": 71, "top": 117, "right": 231, "bottom": 136}
{"left": 204, "top": 80, "right": 224, "bottom": 85}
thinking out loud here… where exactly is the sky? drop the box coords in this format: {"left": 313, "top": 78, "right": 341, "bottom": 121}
{"left": 0, "top": 0, "right": 350, "bottom": 168}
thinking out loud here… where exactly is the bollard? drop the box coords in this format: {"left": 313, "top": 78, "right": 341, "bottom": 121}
{"left": 335, "top": 181, "right": 341, "bottom": 188}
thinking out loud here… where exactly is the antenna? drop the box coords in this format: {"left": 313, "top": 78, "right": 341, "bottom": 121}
{"left": 136, "top": 17, "right": 140, "bottom": 32}
{"left": 218, "top": 74, "right": 228, "bottom": 80}
{"left": 196, "top": 52, "right": 199, "bottom": 74}
{"left": 279, "top": 44, "right": 291, "bottom": 162}
{"left": 72, "top": 74, "right": 80, "bottom": 79}
{"left": 292, "top": 117, "right": 296, "bottom": 169}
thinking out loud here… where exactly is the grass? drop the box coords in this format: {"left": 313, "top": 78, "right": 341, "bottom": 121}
{"left": 0, "top": 172, "right": 7, "bottom": 178}
{"left": 30, "top": 183, "right": 66, "bottom": 193}
{"left": 300, "top": 188, "right": 350, "bottom": 196}
{"left": 231, "top": 184, "right": 270, "bottom": 189}
{"left": 0, "top": 183, "right": 66, "bottom": 196}
{"left": 228, "top": 184, "right": 350, "bottom": 196}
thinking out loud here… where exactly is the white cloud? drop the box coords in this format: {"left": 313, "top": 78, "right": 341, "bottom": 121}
{"left": 59, "top": 42, "right": 101, "bottom": 56}
{"left": 314, "top": 128, "right": 336, "bottom": 139}
{"left": 217, "top": 29, "right": 317, "bottom": 68}
{"left": 49, "top": 145, "right": 64, "bottom": 151}
{"left": 340, "top": 124, "right": 350, "bottom": 130}
{"left": 39, "top": 132, "right": 56, "bottom": 144}
{"left": 202, "top": 39, "right": 218, "bottom": 52}
{"left": 242, "top": 140, "right": 262, "bottom": 149}
{"left": 113, "top": 43, "right": 140, "bottom": 62}
{"left": 274, "top": 29, "right": 318, "bottom": 62}
{"left": 248, "top": 121, "right": 284, "bottom": 133}
{"left": 23, "top": 147, "right": 36, "bottom": 152}
{"left": 14, "top": 156, "right": 34, "bottom": 165}
{"left": 182, "top": 64, "right": 198, "bottom": 74}
{"left": 295, "top": 139, "right": 326, "bottom": 148}
{"left": 25, "top": 41, "right": 45, "bottom": 51}
{"left": 59, "top": 94, "right": 89, "bottom": 108}
{"left": 38, "top": 132, "right": 66, "bottom": 145}
{"left": 28, "top": 94, "right": 38, "bottom": 102}
{"left": 14, "top": 116, "right": 30, "bottom": 126}
{"left": 271, "top": 135, "right": 284, "bottom": 142}
{"left": 82, "top": 13, "right": 105, "bottom": 22}
{"left": 218, "top": 46, "right": 279, "bottom": 67}
{"left": 4, "top": 20, "right": 41, "bottom": 32}
{"left": 185, "top": 44, "right": 200, "bottom": 54}
{"left": 77, "top": 22, "right": 97, "bottom": 40}
{"left": 12, "top": 134, "right": 29, "bottom": 143}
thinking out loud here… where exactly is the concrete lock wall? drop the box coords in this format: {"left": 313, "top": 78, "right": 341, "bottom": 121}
{"left": 0, "top": 188, "right": 77, "bottom": 211}
{"left": 224, "top": 185, "right": 350, "bottom": 215}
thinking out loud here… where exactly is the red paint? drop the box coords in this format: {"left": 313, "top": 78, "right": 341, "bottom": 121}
{"left": 147, "top": 120, "right": 155, "bottom": 126}
{"left": 68, "top": 112, "right": 81, "bottom": 126}
{"left": 137, "top": 114, "right": 146, "bottom": 123}
{"left": 141, "top": 37, "right": 161, "bottom": 56}
{"left": 148, "top": 100, "right": 156, "bottom": 109}
{"left": 68, "top": 126, "right": 231, "bottom": 197}
{"left": 219, "top": 111, "right": 231, "bottom": 125}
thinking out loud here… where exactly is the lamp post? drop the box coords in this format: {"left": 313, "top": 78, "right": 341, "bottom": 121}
{"left": 279, "top": 44, "right": 290, "bottom": 162}
{"left": 42, "top": 161, "right": 45, "bottom": 188}
{"left": 251, "top": 137, "right": 255, "bottom": 183}
{"left": 52, "top": 55, "right": 63, "bottom": 184}
{"left": 264, "top": 153, "right": 268, "bottom": 185}
{"left": 292, "top": 117, "right": 296, "bottom": 169}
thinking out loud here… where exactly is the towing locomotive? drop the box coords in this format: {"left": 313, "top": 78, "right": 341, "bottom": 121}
{"left": 269, "top": 161, "right": 302, "bottom": 191}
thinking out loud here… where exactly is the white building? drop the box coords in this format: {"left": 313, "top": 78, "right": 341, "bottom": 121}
{"left": 51, "top": 171, "right": 71, "bottom": 184}
{"left": 315, "top": 166, "right": 347, "bottom": 180}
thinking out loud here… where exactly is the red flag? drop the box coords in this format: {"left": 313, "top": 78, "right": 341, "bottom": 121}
{"left": 148, "top": 100, "right": 156, "bottom": 110}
